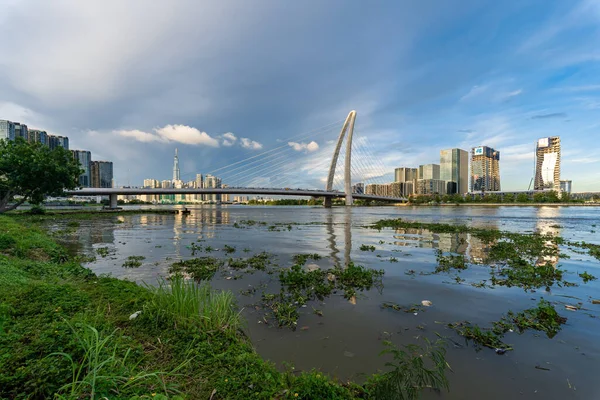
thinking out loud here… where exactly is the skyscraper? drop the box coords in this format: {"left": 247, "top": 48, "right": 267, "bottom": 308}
{"left": 395, "top": 167, "right": 418, "bottom": 183}
{"left": 204, "top": 174, "right": 221, "bottom": 202}
{"left": 14, "top": 123, "right": 28, "bottom": 140}
{"left": 48, "top": 135, "right": 69, "bottom": 150}
{"left": 71, "top": 150, "right": 92, "bottom": 187}
{"left": 418, "top": 164, "right": 440, "bottom": 180}
{"left": 471, "top": 146, "right": 500, "bottom": 192}
{"left": 172, "top": 148, "right": 180, "bottom": 182}
{"left": 0, "top": 120, "right": 15, "bottom": 141}
{"left": 440, "top": 148, "right": 468, "bottom": 194}
{"left": 535, "top": 137, "right": 561, "bottom": 191}
{"left": 28, "top": 129, "right": 48, "bottom": 145}
{"left": 90, "top": 161, "right": 114, "bottom": 188}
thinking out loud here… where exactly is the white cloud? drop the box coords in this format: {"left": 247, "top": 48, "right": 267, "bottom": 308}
{"left": 288, "top": 141, "right": 319, "bottom": 152}
{"left": 115, "top": 124, "right": 219, "bottom": 147}
{"left": 460, "top": 85, "right": 488, "bottom": 101}
{"left": 240, "top": 137, "right": 263, "bottom": 150}
{"left": 115, "top": 129, "right": 164, "bottom": 143}
{"left": 222, "top": 132, "right": 237, "bottom": 146}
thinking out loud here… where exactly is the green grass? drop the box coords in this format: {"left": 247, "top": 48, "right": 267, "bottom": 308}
{"left": 0, "top": 215, "right": 452, "bottom": 399}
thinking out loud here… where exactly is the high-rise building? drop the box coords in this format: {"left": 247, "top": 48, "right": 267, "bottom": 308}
{"left": 48, "top": 135, "right": 69, "bottom": 150}
{"left": 195, "top": 174, "right": 204, "bottom": 201}
{"left": 0, "top": 120, "right": 15, "bottom": 141}
{"left": 440, "top": 148, "right": 468, "bottom": 194}
{"left": 90, "top": 161, "right": 114, "bottom": 188}
{"left": 560, "top": 180, "right": 572, "bottom": 194}
{"left": 172, "top": 148, "right": 180, "bottom": 182}
{"left": 395, "top": 167, "right": 418, "bottom": 183}
{"left": 204, "top": 174, "right": 221, "bottom": 202}
{"left": 28, "top": 129, "right": 48, "bottom": 145}
{"left": 71, "top": 150, "right": 92, "bottom": 187}
{"left": 352, "top": 183, "right": 365, "bottom": 194}
{"left": 535, "top": 137, "right": 561, "bottom": 191}
{"left": 416, "top": 179, "right": 447, "bottom": 195}
{"left": 418, "top": 164, "right": 440, "bottom": 180}
{"left": 471, "top": 146, "right": 500, "bottom": 192}
{"left": 14, "top": 122, "right": 28, "bottom": 140}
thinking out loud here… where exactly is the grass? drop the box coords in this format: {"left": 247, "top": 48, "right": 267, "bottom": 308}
{"left": 3, "top": 215, "right": 399, "bottom": 399}
{"left": 144, "top": 275, "right": 242, "bottom": 333}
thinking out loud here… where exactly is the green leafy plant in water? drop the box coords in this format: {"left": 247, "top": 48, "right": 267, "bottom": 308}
{"left": 434, "top": 250, "right": 467, "bottom": 273}
{"left": 365, "top": 338, "right": 451, "bottom": 400}
{"left": 222, "top": 244, "right": 236, "bottom": 254}
{"left": 359, "top": 244, "right": 376, "bottom": 252}
{"left": 96, "top": 247, "right": 110, "bottom": 258}
{"left": 494, "top": 299, "right": 567, "bottom": 338}
{"left": 122, "top": 255, "right": 145, "bottom": 268}
{"left": 292, "top": 253, "right": 322, "bottom": 265}
{"left": 579, "top": 271, "right": 597, "bottom": 283}
{"left": 169, "top": 257, "right": 224, "bottom": 281}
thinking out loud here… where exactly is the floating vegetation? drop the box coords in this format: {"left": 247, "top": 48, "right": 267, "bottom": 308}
{"left": 122, "top": 255, "right": 145, "bottom": 268}
{"left": 435, "top": 250, "right": 467, "bottom": 273}
{"left": 96, "top": 247, "right": 111, "bottom": 258}
{"left": 262, "top": 263, "right": 384, "bottom": 328}
{"left": 579, "top": 271, "right": 597, "bottom": 283}
{"left": 292, "top": 253, "right": 322, "bottom": 265}
{"left": 169, "top": 257, "right": 224, "bottom": 281}
{"left": 359, "top": 244, "right": 376, "bottom": 252}
{"left": 381, "top": 302, "right": 424, "bottom": 314}
{"left": 222, "top": 244, "right": 236, "bottom": 254}
{"left": 449, "top": 299, "right": 567, "bottom": 351}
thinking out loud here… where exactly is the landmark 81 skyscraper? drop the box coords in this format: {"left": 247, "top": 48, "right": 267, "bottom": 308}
{"left": 172, "top": 148, "right": 180, "bottom": 182}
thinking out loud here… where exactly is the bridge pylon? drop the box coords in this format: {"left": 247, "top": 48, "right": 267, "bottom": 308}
{"left": 324, "top": 110, "right": 356, "bottom": 207}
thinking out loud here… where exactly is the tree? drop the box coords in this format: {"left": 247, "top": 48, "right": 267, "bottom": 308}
{"left": 503, "top": 193, "right": 515, "bottom": 203}
{"left": 516, "top": 193, "right": 529, "bottom": 203}
{"left": 0, "top": 138, "right": 82, "bottom": 213}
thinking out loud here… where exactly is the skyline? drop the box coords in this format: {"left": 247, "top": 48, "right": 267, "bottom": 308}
{"left": 1, "top": 1, "right": 599, "bottom": 191}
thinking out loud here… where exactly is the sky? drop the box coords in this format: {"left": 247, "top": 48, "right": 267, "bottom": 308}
{"left": 1, "top": 0, "right": 599, "bottom": 191}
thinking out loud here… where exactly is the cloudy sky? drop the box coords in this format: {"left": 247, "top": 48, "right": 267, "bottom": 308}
{"left": 1, "top": 0, "right": 599, "bottom": 191}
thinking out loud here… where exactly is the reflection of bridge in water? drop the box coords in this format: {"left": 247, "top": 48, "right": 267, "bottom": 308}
{"left": 65, "top": 111, "right": 406, "bottom": 208}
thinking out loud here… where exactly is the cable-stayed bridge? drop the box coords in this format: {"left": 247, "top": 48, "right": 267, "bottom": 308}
{"left": 66, "top": 111, "right": 407, "bottom": 207}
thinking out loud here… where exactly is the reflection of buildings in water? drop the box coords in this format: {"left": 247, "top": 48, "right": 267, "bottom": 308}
{"left": 535, "top": 207, "right": 560, "bottom": 267}
{"left": 326, "top": 209, "right": 352, "bottom": 267}
{"left": 390, "top": 229, "right": 467, "bottom": 255}
{"left": 437, "top": 232, "right": 468, "bottom": 254}
{"left": 467, "top": 235, "right": 491, "bottom": 264}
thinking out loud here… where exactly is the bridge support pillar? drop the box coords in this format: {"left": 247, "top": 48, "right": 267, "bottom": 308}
{"left": 324, "top": 197, "right": 332, "bottom": 208}
{"left": 109, "top": 193, "right": 118, "bottom": 209}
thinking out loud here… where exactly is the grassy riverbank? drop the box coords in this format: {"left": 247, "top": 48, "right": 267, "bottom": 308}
{"left": 0, "top": 215, "right": 452, "bottom": 399}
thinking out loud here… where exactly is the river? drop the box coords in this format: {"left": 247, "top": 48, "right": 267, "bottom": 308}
{"left": 48, "top": 205, "right": 600, "bottom": 399}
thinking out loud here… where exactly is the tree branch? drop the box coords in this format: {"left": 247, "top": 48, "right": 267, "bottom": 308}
{"left": 0, "top": 192, "right": 29, "bottom": 213}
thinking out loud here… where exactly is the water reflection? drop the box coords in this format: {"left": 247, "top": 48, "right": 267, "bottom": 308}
{"left": 326, "top": 208, "right": 352, "bottom": 267}
{"left": 535, "top": 207, "right": 560, "bottom": 267}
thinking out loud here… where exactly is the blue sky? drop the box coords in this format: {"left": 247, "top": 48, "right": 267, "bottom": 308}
{"left": 1, "top": 0, "right": 599, "bottom": 191}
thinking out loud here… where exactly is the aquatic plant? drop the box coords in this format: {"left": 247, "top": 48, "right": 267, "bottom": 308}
{"left": 122, "top": 255, "right": 145, "bottom": 268}
{"left": 292, "top": 253, "right": 322, "bottom": 265}
{"left": 579, "top": 271, "right": 597, "bottom": 283}
{"left": 169, "top": 257, "right": 224, "bottom": 281}
{"left": 359, "top": 244, "right": 376, "bottom": 252}
{"left": 434, "top": 250, "right": 467, "bottom": 273}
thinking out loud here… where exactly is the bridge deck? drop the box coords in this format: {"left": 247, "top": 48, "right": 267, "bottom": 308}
{"left": 64, "top": 188, "right": 406, "bottom": 203}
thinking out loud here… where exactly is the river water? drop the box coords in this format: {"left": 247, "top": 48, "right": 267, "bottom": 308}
{"left": 50, "top": 205, "right": 600, "bottom": 399}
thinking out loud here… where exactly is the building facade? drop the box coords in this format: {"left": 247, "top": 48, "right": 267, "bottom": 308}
{"left": 394, "top": 167, "right": 418, "bottom": 183}
{"left": 90, "top": 161, "right": 114, "bottom": 188}
{"left": 418, "top": 164, "right": 440, "bottom": 180}
{"left": 0, "top": 120, "right": 15, "bottom": 141}
{"left": 14, "top": 122, "right": 28, "bottom": 140}
{"left": 352, "top": 182, "right": 365, "bottom": 194}
{"left": 172, "top": 148, "right": 180, "bottom": 182}
{"left": 534, "top": 137, "right": 561, "bottom": 191}
{"left": 560, "top": 180, "right": 572, "bottom": 194}
{"left": 416, "top": 179, "right": 447, "bottom": 195}
{"left": 440, "top": 148, "right": 468, "bottom": 194}
{"left": 28, "top": 129, "right": 48, "bottom": 145}
{"left": 203, "top": 174, "right": 221, "bottom": 202}
{"left": 471, "top": 146, "right": 500, "bottom": 192}
{"left": 48, "top": 135, "right": 69, "bottom": 150}
{"left": 71, "top": 150, "right": 92, "bottom": 187}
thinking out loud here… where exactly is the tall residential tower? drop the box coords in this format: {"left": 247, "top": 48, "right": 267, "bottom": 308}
{"left": 440, "top": 148, "right": 468, "bottom": 194}
{"left": 172, "top": 148, "right": 180, "bottom": 182}
{"left": 471, "top": 146, "right": 500, "bottom": 192}
{"left": 534, "top": 137, "right": 561, "bottom": 191}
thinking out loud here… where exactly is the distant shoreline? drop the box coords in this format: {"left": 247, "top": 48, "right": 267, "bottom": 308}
{"left": 406, "top": 202, "right": 598, "bottom": 207}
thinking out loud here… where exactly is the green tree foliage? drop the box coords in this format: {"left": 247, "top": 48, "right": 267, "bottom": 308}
{"left": 0, "top": 138, "right": 81, "bottom": 213}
